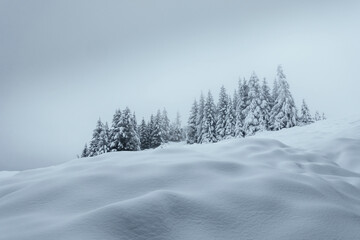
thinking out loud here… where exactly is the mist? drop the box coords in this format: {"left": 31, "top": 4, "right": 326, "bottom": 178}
{"left": 1, "top": 0, "right": 360, "bottom": 170}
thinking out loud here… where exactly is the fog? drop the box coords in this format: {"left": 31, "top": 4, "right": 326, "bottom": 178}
{"left": 1, "top": 0, "right": 359, "bottom": 170}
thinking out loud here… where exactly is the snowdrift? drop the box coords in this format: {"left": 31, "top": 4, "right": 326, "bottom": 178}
{"left": 1, "top": 117, "right": 360, "bottom": 240}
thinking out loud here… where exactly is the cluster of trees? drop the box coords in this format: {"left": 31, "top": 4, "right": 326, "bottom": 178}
{"left": 81, "top": 66, "right": 325, "bottom": 157}
{"left": 186, "top": 66, "right": 325, "bottom": 144}
{"left": 81, "top": 108, "right": 185, "bottom": 158}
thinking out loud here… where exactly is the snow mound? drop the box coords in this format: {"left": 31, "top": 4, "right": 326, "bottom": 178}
{"left": 1, "top": 117, "right": 360, "bottom": 240}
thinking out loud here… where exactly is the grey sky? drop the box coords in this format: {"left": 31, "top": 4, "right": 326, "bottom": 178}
{"left": 1, "top": 0, "right": 359, "bottom": 170}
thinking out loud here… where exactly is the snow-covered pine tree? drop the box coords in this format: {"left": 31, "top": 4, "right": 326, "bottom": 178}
{"left": 232, "top": 89, "right": 239, "bottom": 137}
{"left": 243, "top": 72, "right": 263, "bottom": 136}
{"left": 216, "top": 85, "right": 228, "bottom": 140}
{"left": 98, "top": 122, "right": 110, "bottom": 154}
{"left": 314, "top": 111, "right": 321, "bottom": 121}
{"left": 201, "top": 91, "right": 217, "bottom": 143}
{"left": 160, "top": 108, "right": 170, "bottom": 143}
{"left": 109, "top": 109, "right": 123, "bottom": 152}
{"left": 120, "top": 107, "right": 140, "bottom": 151}
{"left": 234, "top": 82, "right": 243, "bottom": 138}
{"left": 88, "top": 118, "right": 104, "bottom": 156}
{"left": 260, "top": 78, "right": 272, "bottom": 130}
{"left": 235, "top": 79, "right": 248, "bottom": 137}
{"left": 187, "top": 100, "right": 198, "bottom": 144}
{"left": 299, "top": 99, "right": 313, "bottom": 125}
{"left": 139, "top": 118, "right": 150, "bottom": 150}
{"left": 196, "top": 93, "right": 205, "bottom": 143}
{"left": 181, "top": 126, "right": 187, "bottom": 141}
{"left": 150, "top": 111, "right": 163, "bottom": 148}
{"left": 147, "top": 115, "right": 155, "bottom": 148}
{"left": 170, "top": 112, "right": 183, "bottom": 142}
{"left": 322, "top": 112, "right": 326, "bottom": 120}
{"left": 269, "top": 66, "right": 297, "bottom": 130}
{"left": 272, "top": 78, "right": 279, "bottom": 102}
{"left": 232, "top": 89, "right": 238, "bottom": 117}
{"left": 81, "top": 143, "right": 90, "bottom": 158}
{"left": 224, "top": 95, "right": 235, "bottom": 138}
{"left": 132, "top": 112, "right": 138, "bottom": 137}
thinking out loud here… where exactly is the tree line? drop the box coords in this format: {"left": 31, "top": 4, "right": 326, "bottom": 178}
{"left": 80, "top": 66, "right": 325, "bottom": 157}
{"left": 80, "top": 109, "right": 185, "bottom": 157}
{"left": 187, "top": 65, "right": 325, "bottom": 144}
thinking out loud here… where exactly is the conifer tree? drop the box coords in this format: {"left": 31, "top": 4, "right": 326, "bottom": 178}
{"left": 170, "top": 112, "right": 183, "bottom": 142}
{"left": 139, "top": 118, "right": 150, "bottom": 150}
{"left": 161, "top": 109, "right": 170, "bottom": 143}
{"left": 201, "top": 91, "right": 217, "bottom": 143}
{"left": 260, "top": 78, "right": 272, "bottom": 130}
{"left": 216, "top": 85, "right": 229, "bottom": 140}
{"left": 232, "top": 89, "right": 239, "bottom": 118}
{"left": 243, "top": 72, "right": 263, "bottom": 135}
{"left": 187, "top": 100, "right": 198, "bottom": 144}
{"left": 232, "top": 89, "right": 240, "bottom": 136}
{"left": 132, "top": 112, "right": 138, "bottom": 136}
{"left": 314, "top": 111, "right": 321, "bottom": 121}
{"left": 150, "top": 111, "right": 163, "bottom": 148}
{"left": 270, "top": 66, "right": 297, "bottom": 130}
{"left": 225, "top": 96, "right": 235, "bottom": 138}
{"left": 147, "top": 115, "right": 155, "bottom": 148}
{"left": 272, "top": 78, "right": 279, "bottom": 102}
{"left": 196, "top": 93, "right": 205, "bottom": 143}
{"left": 235, "top": 79, "right": 248, "bottom": 137}
{"left": 299, "top": 99, "right": 313, "bottom": 125}
{"left": 322, "top": 112, "right": 326, "bottom": 120}
{"left": 88, "top": 118, "right": 104, "bottom": 157}
{"left": 109, "top": 109, "right": 123, "bottom": 152}
{"left": 98, "top": 122, "right": 110, "bottom": 154}
{"left": 81, "top": 143, "right": 90, "bottom": 158}
{"left": 120, "top": 107, "right": 140, "bottom": 151}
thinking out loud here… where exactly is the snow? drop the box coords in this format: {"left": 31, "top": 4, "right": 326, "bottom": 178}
{"left": 1, "top": 116, "right": 360, "bottom": 239}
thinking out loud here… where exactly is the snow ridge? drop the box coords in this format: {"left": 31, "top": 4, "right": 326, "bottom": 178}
{"left": 1, "top": 117, "right": 360, "bottom": 240}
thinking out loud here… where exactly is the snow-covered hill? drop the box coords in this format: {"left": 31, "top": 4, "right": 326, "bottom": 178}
{"left": 1, "top": 117, "right": 360, "bottom": 240}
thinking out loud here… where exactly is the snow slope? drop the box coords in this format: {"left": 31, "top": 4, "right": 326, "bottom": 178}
{"left": 1, "top": 117, "right": 360, "bottom": 240}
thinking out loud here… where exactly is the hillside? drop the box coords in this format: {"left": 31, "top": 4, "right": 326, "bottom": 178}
{"left": 1, "top": 116, "right": 360, "bottom": 240}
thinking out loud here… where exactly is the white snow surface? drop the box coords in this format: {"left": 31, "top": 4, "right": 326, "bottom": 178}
{"left": 1, "top": 117, "right": 360, "bottom": 240}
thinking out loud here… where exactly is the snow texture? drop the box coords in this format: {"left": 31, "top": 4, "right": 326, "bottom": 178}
{"left": 1, "top": 116, "right": 360, "bottom": 240}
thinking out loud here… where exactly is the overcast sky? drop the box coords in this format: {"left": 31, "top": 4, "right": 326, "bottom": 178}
{"left": 1, "top": 0, "right": 359, "bottom": 170}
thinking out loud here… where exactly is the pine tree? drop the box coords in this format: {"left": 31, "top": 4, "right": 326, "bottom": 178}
{"left": 109, "top": 109, "right": 123, "bottom": 152}
{"left": 196, "top": 93, "right": 205, "bottom": 143}
{"left": 187, "top": 100, "right": 198, "bottom": 144}
{"left": 299, "top": 99, "right": 313, "bottom": 125}
{"left": 88, "top": 118, "right": 104, "bottom": 157}
{"left": 98, "top": 122, "right": 110, "bottom": 154}
{"left": 314, "top": 111, "right": 321, "bottom": 121}
{"left": 270, "top": 66, "right": 297, "bottom": 130}
{"left": 139, "top": 118, "right": 150, "bottom": 150}
{"left": 201, "top": 91, "right": 217, "bottom": 143}
{"left": 243, "top": 72, "right": 263, "bottom": 136}
{"left": 170, "top": 112, "right": 183, "bottom": 142}
{"left": 81, "top": 143, "right": 90, "bottom": 158}
{"left": 216, "top": 85, "right": 229, "bottom": 140}
{"left": 120, "top": 107, "right": 140, "bottom": 151}
{"left": 235, "top": 79, "right": 248, "bottom": 137}
{"left": 322, "top": 112, "right": 326, "bottom": 120}
{"left": 147, "top": 115, "right": 155, "bottom": 148}
{"left": 150, "top": 111, "right": 163, "bottom": 148}
{"left": 272, "top": 78, "right": 279, "bottom": 102}
{"left": 260, "top": 78, "right": 272, "bottom": 130}
{"left": 232, "top": 89, "right": 238, "bottom": 117}
{"left": 132, "top": 112, "right": 138, "bottom": 137}
{"left": 232, "top": 89, "right": 239, "bottom": 137}
{"left": 224, "top": 96, "right": 235, "bottom": 138}
{"left": 160, "top": 108, "right": 170, "bottom": 143}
